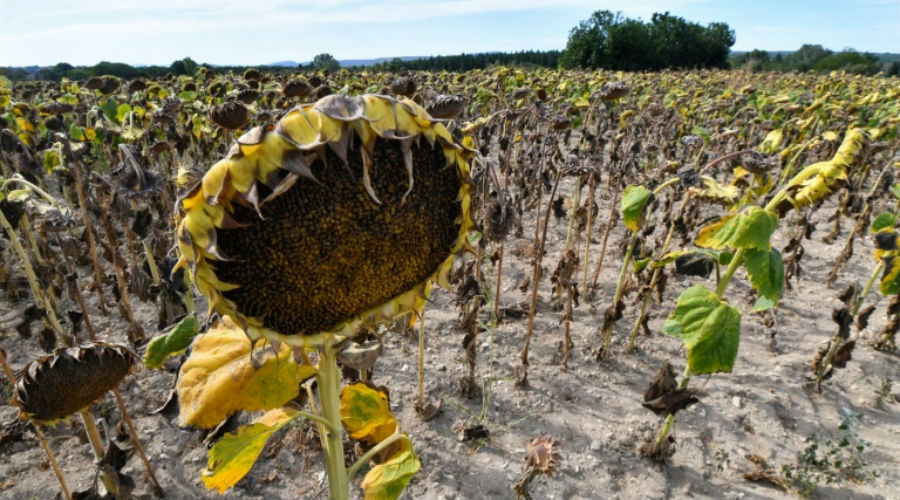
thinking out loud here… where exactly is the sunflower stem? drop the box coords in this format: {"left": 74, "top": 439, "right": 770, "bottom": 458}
{"left": 142, "top": 239, "right": 162, "bottom": 286}
{"left": 581, "top": 175, "right": 596, "bottom": 298}
{"left": 71, "top": 163, "right": 108, "bottom": 313}
{"left": 0, "top": 207, "right": 70, "bottom": 346}
{"left": 588, "top": 188, "right": 621, "bottom": 296}
{"left": 564, "top": 176, "right": 582, "bottom": 252}
{"left": 347, "top": 430, "right": 410, "bottom": 478}
{"left": 111, "top": 388, "right": 164, "bottom": 497}
{"left": 33, "top": 423, "right": 73, "bottom": 500}
{"left": 816, "top": 260, "right": 884, "bottom": 385}
{"left": 19, "top": 213, "right": 43, "bottom": 264}
{"left": 521, "top": 169, "right": 561, "bottom": 373}
{"left": 627, "top": 196, "right": 685, "bottom": 353}
{"left": 317, "top": 339, "right": 349, "bottom": 500}
{"left": 79, "top": 409, "right": 120, "bottom": 498}
{"left": 652, "top": 364, "right": 692, "bottom": 454}
{"left": 596, "top": 235, "right": 636, "bottom": 359}
{"left": 98, "top": 198, "right": 144, "bottom": 342}
{"left": 492, "top": 240, "right": 505, "bottom": 321}
{"left": 417, "top": 310, "right": 426, "bottom": 418}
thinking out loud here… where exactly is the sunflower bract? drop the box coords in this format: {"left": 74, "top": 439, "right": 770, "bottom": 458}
{"left": 175, "top": 94, "right": 475, "bottom": 346}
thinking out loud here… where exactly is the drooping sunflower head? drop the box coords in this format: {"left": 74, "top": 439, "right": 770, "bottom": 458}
{"left": 14, "top": 344, "right": 137, "bottom": 425}
{"left": 175, "top": 94, "right": 475, "bottom": 347}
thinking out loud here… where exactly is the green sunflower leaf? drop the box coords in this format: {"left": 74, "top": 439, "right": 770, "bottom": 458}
{"left": 871, "top": 213, "right": 897, "bottom": 233}
{"left": 695, "top": 206, "right": 777, "bottom": 251}
{"left": 743, "top": 248, "right": 784, "bottom": 312}
{"left": 143, "top": 314, "right": 199, "bottom": 369}
{"left": 621, "top": 185, "right": 653, "bottom": 232}
{"left": 115, "top": 103, "right": 132, "bottom": 124}
{"left": 662, "top": 285, "right": 741, "bottom": 374}
{"left": 69, "top": 123, "right": 85, "bottom": 141}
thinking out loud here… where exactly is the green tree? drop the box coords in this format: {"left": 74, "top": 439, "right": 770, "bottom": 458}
{"left": 170, "top": 57, "right": 199, "bottom": 76}
{"left": 888, "top": 61, "right": 900, "bottom": 77}
{"left": 311, "top": 53, "right": 340, "bottom": 72}
{"left": 785, "top": 44, "right": 832, "bottom": 71}
{"left": 92, "top": 61, "right": 141, "bottom": 79}
{"left": 559, "top": 10, "right": 618, "bottom": 69}
{"left": 560, "top": 10, "right": 734, "bottom": 70}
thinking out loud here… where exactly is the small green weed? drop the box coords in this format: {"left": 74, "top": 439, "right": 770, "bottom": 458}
{"left": 781, "top": 408, "right": 877, "bottom": 498}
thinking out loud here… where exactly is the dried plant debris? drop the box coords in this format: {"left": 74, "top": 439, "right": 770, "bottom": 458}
{"left": 642, "top": 361, "right": 699, "bottom": 416}
{"left": 514, "top": 436, "right": 563, "bottom": 500}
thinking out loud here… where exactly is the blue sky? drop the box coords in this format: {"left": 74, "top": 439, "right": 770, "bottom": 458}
{"left": 1, "top": 0, "right": 897, "bottom": 67}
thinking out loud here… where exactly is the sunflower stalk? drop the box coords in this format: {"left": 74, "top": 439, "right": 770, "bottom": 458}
{"left": 627, "top": 195, "right": 692, "bottom": 353}
{"left": 588, "top": 188, "right": 621, "bottom": 296}
{"left": 827, "top": 162, "right": 885, "bottom": 286}
{"left": 142, "top": 239, "right": 162, "bottom": 286}
{"left": 492, "top": 240, "right": 505, "bottom": 321}
{"left": 79, "top": 409, "right": 121, "bottom": 498}
{"left": 18, "top": 213, "right": 43, "bottom": 264}
{"left": 597, "top": 178, "right": 677, "bottom": 359}
{"left": 651, "top": 248, "right": 746, "bottom": 455}
{"left": 596, "top": 237, "right": 636, "bottom": 359}
{"left": 111, "top": 388, "right": 164, "bottom": 497}
{"left": 71, "top": 163, "right": 108, "bottom": 312}
{"left": 417, "top": 311, "right": 427, "bottom": 418}
{"left": 316, "top": 339, "right": 350, "bottom": 500}
{"left": 0, "top": 206, "right": 69, "bottom": 346}
{"left": 54, "top": 234, "right": 98, "bottom": 341}
{"left": 97, "top": 197, "right": 144, "bottom": 342}
{"left": 520, "top": 168, "right": 561, "bottom": 380}
{"left": 581, "top": 174, "right": 596, "bottom": 297}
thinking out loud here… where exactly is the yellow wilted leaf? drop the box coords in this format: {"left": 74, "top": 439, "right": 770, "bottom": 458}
{"left": 340, "top": 383, "right": 396, "bottom": 444}
{"left": 693, "top": 175, "right": 739, "bottom": 203}
{"left": 176, "top": 318, "right": 317, "bottom": 429}
{"left": 16, "top": 116, "right": 35, "bottom": 133}
{"left": 618, "top": 109, "right": 636, "bottom": 129}
{"left": 361, "top": 446, "right": 421, "bottom": 500}
{"left": 201, "top": 408, "right": 299, "bottom": 493}
{"left": 759, "top": 128, "right": 783, "bottom": 154}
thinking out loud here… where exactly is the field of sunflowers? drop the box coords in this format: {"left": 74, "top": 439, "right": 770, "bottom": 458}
{"left": 0, "top": 67, "right": 899, "bottom": 499}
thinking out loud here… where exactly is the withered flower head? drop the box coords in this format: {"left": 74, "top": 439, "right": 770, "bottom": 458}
{"left": 526, "top": 436, "right": 562, "bottom": 475}
{"left": 210, "top": 101, "right": 250, "bottom": 130}
{"left": 175, "top": 94, "right": 476, "bottom": 347}
{"left": 13, "top": 344, "right": 137, "bottom": 424}
{"left": 426, "top": 94, "right": 465, "bottom": 120}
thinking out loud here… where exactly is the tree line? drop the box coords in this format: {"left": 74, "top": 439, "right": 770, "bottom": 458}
{"left": 363, "top": 51, "right": 561, "bottom": 72}
{"left": 730, "top": 45, "right": 899, "bottom": 76}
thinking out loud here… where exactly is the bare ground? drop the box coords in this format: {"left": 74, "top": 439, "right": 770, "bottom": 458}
{"left": 1, "top": 182, "right": 899, "bottom": 500}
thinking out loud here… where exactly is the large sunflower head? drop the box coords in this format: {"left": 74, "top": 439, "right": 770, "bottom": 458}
{"left": 174, "top": 94, "right": 475, "bottom": 347}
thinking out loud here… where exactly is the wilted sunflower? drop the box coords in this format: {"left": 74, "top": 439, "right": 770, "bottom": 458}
{"left": 175, "top": 94, "right": 475, "bottom": 347}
